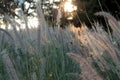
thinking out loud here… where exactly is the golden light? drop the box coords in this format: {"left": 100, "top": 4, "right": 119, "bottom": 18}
{"left": 67, "top": 16, "right": 73, "bottom": 20}
{"left": 64, "top": 0, "right": 77, "bottom": 13}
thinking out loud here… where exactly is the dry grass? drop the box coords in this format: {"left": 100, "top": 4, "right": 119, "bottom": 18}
{"left": 95, "top": 11, "right": 120, "bottom": 40}
{"left": 0, "top": 3, "right": 120, "bottom": 80}
{"left": 67, "top": 12, "right": 120, "bottom": 80}
{"left": 67, "top": 53, "right": 103, "bottom": 80}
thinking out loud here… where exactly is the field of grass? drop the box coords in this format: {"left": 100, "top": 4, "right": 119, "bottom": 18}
{"left": 0, "top": 1, "right": 120, "bottom": 80}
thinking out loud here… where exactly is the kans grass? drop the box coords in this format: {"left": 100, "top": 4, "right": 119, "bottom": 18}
{"left": 0, "top": 1, "right": 120, "bottom": 80}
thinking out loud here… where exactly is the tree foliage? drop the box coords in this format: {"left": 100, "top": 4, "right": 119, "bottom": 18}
{"left": 0, "top": 0, "right": 120, "bottom": 26}
{"left": 0, "top": 0, "right": 17, "bottom": 16}
{"left": 0, "top": 0, "right": 36, "bottom": 17}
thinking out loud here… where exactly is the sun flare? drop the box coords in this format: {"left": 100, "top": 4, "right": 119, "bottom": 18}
{"left": 64, "top": 0, "right": 77, "bottom": 13}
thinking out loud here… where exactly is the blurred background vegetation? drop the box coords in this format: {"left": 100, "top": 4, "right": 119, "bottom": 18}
{"left": 0, "top": 0, "right": 120, "bottom": 25}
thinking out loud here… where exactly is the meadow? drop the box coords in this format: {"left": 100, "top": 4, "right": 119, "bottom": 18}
{"left": 0, "top": 2, "right": 120, "bottom": 80}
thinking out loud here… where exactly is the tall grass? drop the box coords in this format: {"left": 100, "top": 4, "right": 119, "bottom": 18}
{"left": 0, "top": 1, "right": 81, "bottom": 80}
{"left": 0, "top": 1, "right": 120, "bottom": 80}
{"left": 67, "top": 12, "right": 120, "bottom": 80}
